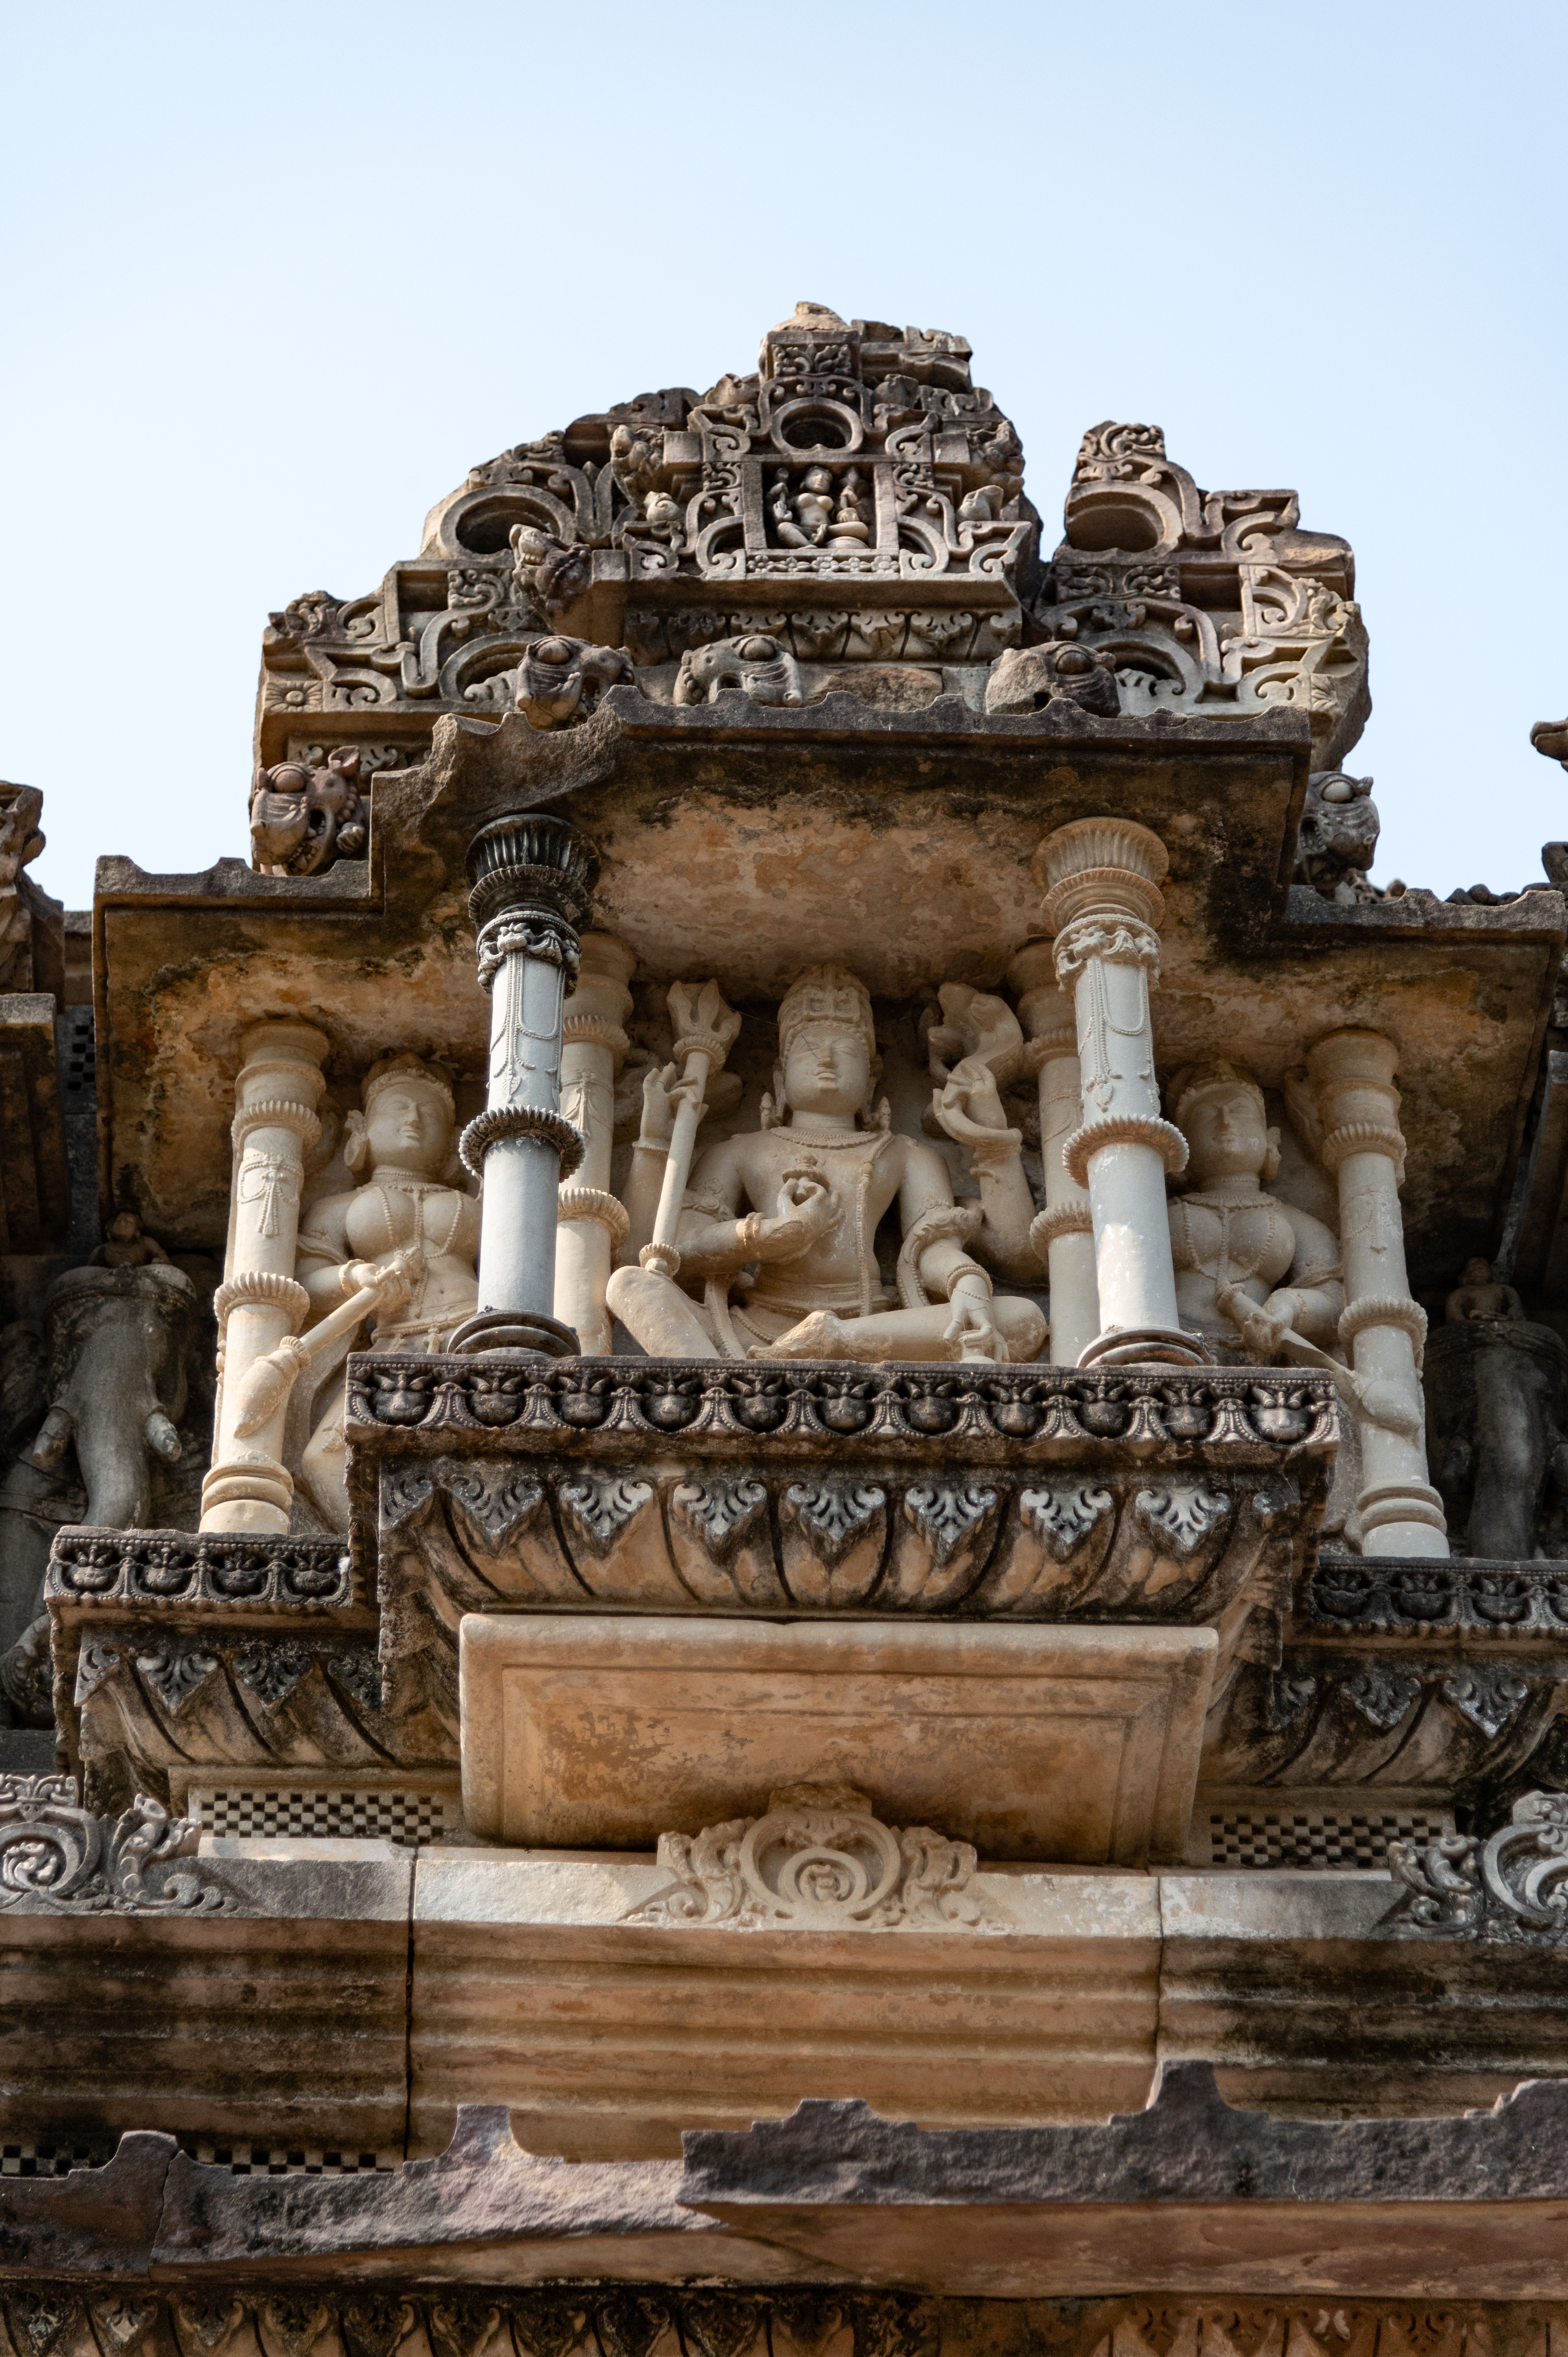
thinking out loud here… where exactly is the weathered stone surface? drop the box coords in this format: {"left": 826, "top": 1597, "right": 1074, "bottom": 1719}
{"left": 0, "top": 2127, "right": 172, "bottom": 2275}
{"left": 0, "top": 1854, "right": 411, "bottom": 2156}
{"left": 148, "top": 2105, "right": 777, "bottom": 2284}
{"left": 677, "top": 2064, "right": 1568, "bottom": 2296}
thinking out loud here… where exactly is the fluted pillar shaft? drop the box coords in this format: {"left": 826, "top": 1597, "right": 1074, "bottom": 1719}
{"left": 555, "top": 932, "right": 635, "bottom": 1355}
{"left": 1007, "top": 941, "right": 1099, "bottom": 1367}
{"left": 201, "top": 1018, "right": 328, "bottom": 1532}
{"left": 1307, "top": 1028, "right": 1448, "bottom": 1558}
{"left": 1035, "top": 817, "right": 1200, "bottom": 1368}
{"left": 450, "top": 812, "right": 598, "bottom": 1360}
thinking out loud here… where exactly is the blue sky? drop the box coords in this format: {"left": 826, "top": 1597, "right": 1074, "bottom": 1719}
{"left": 4, "top": 1, "right": 1566, "bottom": 908}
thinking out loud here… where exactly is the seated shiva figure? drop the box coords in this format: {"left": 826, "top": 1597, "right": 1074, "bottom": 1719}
{"left": 294, "top": 1054, "right": 479, "bottom": 1527}
{"left": 607, "top": 966, "right": 1046, "bottom": 1365}
{"left": 1165, "top": 1059, "right": 1344, "bottom": 1361}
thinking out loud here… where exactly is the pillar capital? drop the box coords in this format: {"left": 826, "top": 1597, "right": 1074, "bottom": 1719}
{"left": 1033, "top": 816, "right": 1169, "bottom": 939}
{"left": 467, "top": 811, "right": 599, "bottom": 991}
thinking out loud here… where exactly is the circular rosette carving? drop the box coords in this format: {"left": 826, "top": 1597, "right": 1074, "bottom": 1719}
{"left": 0, "top": 1788, "right": 103, "bottom": 1903}
{"left": 740, "top": 1795, "right": 902, "bottom": 1925}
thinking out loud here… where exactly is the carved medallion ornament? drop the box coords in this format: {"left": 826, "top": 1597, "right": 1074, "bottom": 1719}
{"left": 0, "top": 1774, "right": 230, "bottom": 1916}
{"left": 1389, "top": 1789, "right": 1568, "bottom": 1943}
{"left": 629, "top": 1783, "right": 1001, "bottom": 1931}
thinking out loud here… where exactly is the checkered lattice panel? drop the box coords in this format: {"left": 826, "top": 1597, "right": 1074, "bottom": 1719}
{"left": 1208, "top": 1809, "right": 1454, "bottom": 1868}
{"left": 196, "top": 1788, "right": 446, "bottom": 1847}
{"left": 181, "top": 2142, "right": 398, "bottom": 2175}
{"left": 0, "top": 2142, "right": 110, "bottom": 2177}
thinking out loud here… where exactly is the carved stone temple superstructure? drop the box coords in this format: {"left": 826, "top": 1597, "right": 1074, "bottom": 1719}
{"left": 15, "top": 304, "right": 1568, "bottom": 2346}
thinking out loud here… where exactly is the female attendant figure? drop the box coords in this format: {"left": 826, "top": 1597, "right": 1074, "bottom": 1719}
{"left": 294, "top": 1055, "right": 479, "bottom": 1527}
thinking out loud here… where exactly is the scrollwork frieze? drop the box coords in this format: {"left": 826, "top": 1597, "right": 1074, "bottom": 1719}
{"left": 1389, "top": 1788, "right": 1568, "bottom": 1943}
{"left": 0, "top": 1775, "right": 232, "bottom": 1916}
{"left": 345, "top": 1353, "right": 1335, "bottom": 1457}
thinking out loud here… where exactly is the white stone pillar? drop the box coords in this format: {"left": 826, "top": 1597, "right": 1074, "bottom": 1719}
{"left": 1035, "top": 817, "right": 1201, "bottom": 1368}
{"left": 1006, "top": 940, "right": 1099, "bottom": 1367}
{"left": 201, "top": 1018, "right": 328, "bottom": 1533}
{"left": 1307, "top": 1027, "right": 1448, "bottom": 1559}
{"left": 451, "top": 813, "right": 599, "bottom": 1360}
{"left": 555, "top": 932, "right": 635, "bottom": 1356}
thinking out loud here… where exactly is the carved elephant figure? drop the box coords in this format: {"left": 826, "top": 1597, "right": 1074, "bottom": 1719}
{"left": 29, "top": 1264, "right": 199, "bottom": 1528}
{"left": 674, "top": 634, "right": 803, "bottom": 709}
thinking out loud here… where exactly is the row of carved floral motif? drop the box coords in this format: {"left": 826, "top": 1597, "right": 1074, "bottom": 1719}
{"left": 345, "top": 1358, "right": 1337, "bottom": 1453}
{"left": 46, "top": 1533, "right": 354, "bottom": 1609}
{"left": 69, "top": 1632, "right": 387, "bottom": 1721}
{"left": 1307, "top": 1558, "right": 1568, "bottom": 1635}
{"left": 0, "top": 2290, "right": 1551, "bottom": 2357}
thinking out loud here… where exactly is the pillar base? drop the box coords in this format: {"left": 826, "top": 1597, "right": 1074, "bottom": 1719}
{"left": 447, "top": 1309, "right": 580, "bottom": 1360}
{"left": 1078, "top": 1326, "right": 1212, "bottom": 1370}
{"left": 1357, "top": 1479, "right": 1449, "bottom": 1559}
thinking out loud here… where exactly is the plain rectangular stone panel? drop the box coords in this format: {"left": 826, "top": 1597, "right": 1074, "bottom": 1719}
{"left": 0, "top": 1856, "right": 412, "bottom": 2155}
{"left": 409, "top": 1851, "right": 1163, "bottom": 2159}
{"left": 458, "top": 1614, "right": 1217, "bottom": 1862}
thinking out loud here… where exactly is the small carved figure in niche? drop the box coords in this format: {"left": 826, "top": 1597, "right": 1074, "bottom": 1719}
{"left": 1427, "top": 1265, "right": 1568, "bottom": 1558}
{"left": 509, "top": 523, "right": 590, "bottom": 620}
{"left": 609, "top": 966, "right": 1046, "bottom": 1366}
{"left": 250, "top": 748, "right": 368, "bottom": 877}
{"left": 91, "top": 1210, "right": 169, "bottom": 1269}
{"left": 1445, "top": 1258, "right": 1524, "bottom": 1324}
{"left": 1294, "top": 772, "right": 1381, "bottom": 904}
{"left": 826, "top": 470, "right": 871, "bottom": 548}
{"left": 295, "top": 1056, "right": 479, "bottom": 1528}
{"left": 640, "top": 490, "right": 685, "bottom": 550}
{"left": 1165, "top": 1061, "right": 1344, "bottom": 1361}
{"left": 923, "top": 985, "right": 1042, "bottom": 1281}
{"left": 27, "top": 1262, "right": 198, "bottom": 1527}
{"left": 771, "top": 467, "right": 836, "bottom": 549}
{"left": 512, "top": 635, "right": 634, "bottom": 731}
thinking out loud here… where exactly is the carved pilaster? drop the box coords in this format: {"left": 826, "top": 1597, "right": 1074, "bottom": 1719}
{"left": 449, "top": 812, "right": 597, "bottom": 1359}
{"left": 1305, "top": 1027, "right": 1448, "bottom": 1558}
{"left": 1033, "top": 819, "right": 1200, "bottom": 1368}
{"left": 1007, "top": 941, "right": 1098, "bottom": 1367}
{"left": 201, "top": 1019, "right": 328, "bottom": 1532}
{"left": 555, "top": 932, "right": 636, "bottom": 1356}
